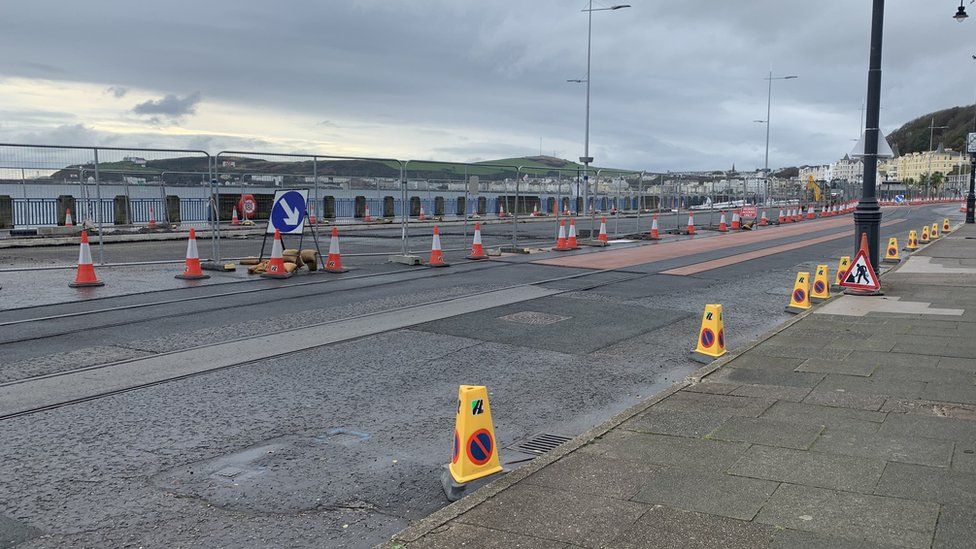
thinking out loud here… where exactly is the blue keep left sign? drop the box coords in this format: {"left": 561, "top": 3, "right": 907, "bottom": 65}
{"left": 268, "top": 189, "right": 308, "bottom": 234}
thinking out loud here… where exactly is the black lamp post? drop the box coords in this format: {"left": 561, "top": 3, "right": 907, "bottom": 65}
{"left": 957, "top": 2, "right": 975, "bottom": 222}
{"left": 855, "top": 0, "right": 885, "bottom": 271}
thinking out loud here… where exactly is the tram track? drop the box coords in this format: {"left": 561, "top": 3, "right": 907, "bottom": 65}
{"left": 0, "top": 266, "right": 645, "bottom": 421}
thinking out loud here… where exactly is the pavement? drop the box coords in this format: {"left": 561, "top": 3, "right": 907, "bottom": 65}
{"left": 386, "top": 221, "right": 976, "bottom": 549}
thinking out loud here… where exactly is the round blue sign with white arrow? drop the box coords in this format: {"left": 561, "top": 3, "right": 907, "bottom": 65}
{"left": 268, "top": 189, "right": 308, "bottom": 234}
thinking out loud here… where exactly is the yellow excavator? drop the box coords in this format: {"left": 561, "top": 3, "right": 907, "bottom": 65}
{"left": 807, "top": 176, "right": 822, "bottom": 202}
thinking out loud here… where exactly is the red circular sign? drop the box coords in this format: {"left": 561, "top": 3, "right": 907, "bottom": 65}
{"left": 242, "top": 197, "right": 257, "bottom": 215}
{"left": 717, "top": 329, "right": 725, "bottom": 349}
{"left": 887, "top": 247, "right": 896, "bottom": 256}
{"left": 700, "top": 328, "right": 715, "bottom": 349}
{"left": 814, "top": 280, "right": 826, "bottom": 293}
{"left": 466, "top": 429, "right": 494, "bottom": 466}
{"left": 793, "top": 289, "right": 806, "bottom": 303}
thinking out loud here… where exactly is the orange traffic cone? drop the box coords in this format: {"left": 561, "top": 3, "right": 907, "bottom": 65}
{"left": 567, "top": 218, "right": 581, "bottom": 249}
{"left": 70, "top": 231, "right": 104, "bottom": 287}
{"left": 64, "top": 207, "right": 74, "bottom": 227}
{"left": 731, "top": 211, "right": 741, "bottom": 230}
{"left": 231, "top": 207, "right": 240, "bottom": 225}
{"left": 806, "top": 206, "right": 815, "bottom": 220}
{"left": 597, "top": 217, "right": 608, "bottom": 242}
{"left": 649, "top": 213, "right": 661, "bottom": 240}
{"left": 759, "top": 211, "right": 769, "bottom": 226}
{"left": 261, "top": 229, "right": 292, "bottom": 279}
{"left": 686, "top": 212, "right": 696, "bottom": 235}
{"left": 419, "top": 204, "right": 426, "bottom": 221}
{"left": 364, "top": 203, "right": 373, "bottom": 222}
{"left": 778, "top": 209, "right": 785, "bottom": 223}
{"left": 324, "top": 227, "right": 349, "bottom": 273}
{"left": 428, "top": 226, "right": 449, "bottom": 267}
{"left": 499, "top": 203, "right": 505, "bottom": 218}
{"left": 553, "top": 220, "right": 570, "bottom": 251}
{"left": 718, "top": 211, "right": 728, "bottom": 232}
{"left": 467, "top": 222, "right": 488, "bottom": 260}
{"left": 148, "top": 206, "right": 157, "bottom": 229}
{"left": 176, "top": 228, "right": 210, "bottom": 280}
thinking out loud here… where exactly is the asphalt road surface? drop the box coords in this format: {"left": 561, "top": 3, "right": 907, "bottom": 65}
{"left": 0, "top": 204, "right": 959, "bottom": 548}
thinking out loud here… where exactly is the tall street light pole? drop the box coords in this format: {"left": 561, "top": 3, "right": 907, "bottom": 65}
{"left": 760, "top": 73, "right": 798, "bottom": 205}
{"left": 570, "top": 1, "right": 630, "bottom": 217}
{"left": 856, "top": 0, "right": 885, "bottom": 274}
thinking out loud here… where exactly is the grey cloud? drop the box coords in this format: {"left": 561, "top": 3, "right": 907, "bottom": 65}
{"left": 132, "top": 92, "right": 202, "bottom": 119}
{"left": 106, "top": 86, "right": 128, "bottom": 98}
{"left": 0, "top": 2, "right": 971, "bottom": 171}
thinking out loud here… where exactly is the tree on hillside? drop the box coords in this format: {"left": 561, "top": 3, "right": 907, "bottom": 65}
{"left": 930, "top": 171, "right": 944, "bottom": 191}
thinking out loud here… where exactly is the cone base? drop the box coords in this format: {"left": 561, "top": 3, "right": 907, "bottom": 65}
{"left": 811, "top": 296, "right": 830, "bottom": 303}
{"left": 690, "top": 349, "right": 725, "bottom": 364}
{"left": 466, "top": 254, "right": 489, "bottom": 260}
{"left": 428, "top": 261, "right": 450, "bottom": 268}
{"left": 843, "top": 288, "right": 884, "bottom": 296}
{"left": 441, "top": 464, "right": 504, "bottom": 502}
{"left": 324, "top": 267, "right": 349, "bottom": 273}
{"left": 785, "top": 305, "right": 811, "bottom": 315}
{"left": 647, "top": 236, "right": 662, "bottom": 241}
{"left": 69, "top": 280, "right": 104, "bottom": 288}
{"left": 882, "top": 258, "right": 900, "bottom": 264}
{"left": 175, "top": 273, "right": 211, "bottom": 280}
{"left": 903, "top": 247, "right": 918, "bottom": 251}
{"left": 260, "top": 272, "right": 293, "bottom": 279}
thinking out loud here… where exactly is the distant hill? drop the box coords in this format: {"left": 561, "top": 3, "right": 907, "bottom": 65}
{"left": 49, "top": 154, "right": 637, "bottom": 184}
{"left": 887, "top": 105, "right": 976, "bottom": 155}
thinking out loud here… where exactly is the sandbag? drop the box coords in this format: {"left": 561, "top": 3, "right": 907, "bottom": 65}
{"left": 301, "top": 249, "right": 319, "bottom": 271}
{"left": 284, "top": 262, "right": 298, "bottom": 273}
{"left": 239, "top": 256, "right": 261, "bottom": 266}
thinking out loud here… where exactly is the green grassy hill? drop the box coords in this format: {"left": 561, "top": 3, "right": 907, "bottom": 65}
{"left": 887, "top": 105, "right": 976, "bottom": 155}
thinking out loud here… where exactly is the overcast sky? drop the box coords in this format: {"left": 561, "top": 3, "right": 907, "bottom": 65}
{"left": 0, "top": 1, "right": 972, "bottom": 171}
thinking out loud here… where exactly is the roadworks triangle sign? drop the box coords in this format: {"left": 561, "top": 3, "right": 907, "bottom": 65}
{"left": 839, "top": 248, "right": 880, "bottom": 291}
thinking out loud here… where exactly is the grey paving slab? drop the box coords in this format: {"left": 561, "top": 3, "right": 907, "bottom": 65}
{"left": 878, "top": 412, "right": 976, "bottom": 443}
{"left": 605, "top": 505, "right": 776, "bottom": 549}
{"left": 771, "top": 529, "right": 906, "bottom": 549}
{"left": 754, "top": 483, "right": 940, "bottom": 549}
{"left": 579, "top": 430, "right": 750, "bottom": 473}
{"left": 795, "top": 358, "right": 877, "bottom": 377}
{"left": 631, "top": 468, "right": 779, "bottom": 521}
{"left": 824, "top": 335, "right": 896, "bottom": 352}
{"left": 872, "top": 363, "right": 974, "bottom": 385}
{"left": 938, "top": 356, "right": 976, "bottom": 373}
{"left": 879, "top": 399, "right": 976, "bottom": 420}
{"left": 892, "top": 341, "right": 975, "bottom": 359}
{"left": 728, "top": 445, "right": 886, "bottom": 493}
{"left": 923, "top": 383, "right": 976, "bottom": 406}
{"left": 729, "top": 384, "right": 812, "bottom": 402}
{"left": 708, "top": 366, "right": 825, "bottom": 388}
{"left": 725, "top": 354, "right": 805, "bottom": 371}
{"left": 952, "top": 441, "right": 976, "bottom": 473}
{"left": 752, "top": 343, "right": 852, "bottom": 361}
{"left": 522, "top": 452, "right": 662, "bottom": 500}
{"left": 875, "top": 461, "right": 976, "bottom": 506}
{"left": 762, "top": 400, "right": 885, "bottom": 434}
{"left": 457, "top": 484, "right": 646, "bottom": 548}
{"left": 620, "top": 408, "right": 732, "bottom": 439}
{"left": 813, "top": 430, "right": 954, "bottom": 467}
{"left": 933, "top": 504, "right": 976, "bottom": 549}
{"left": 847, "top": 350, "right": 937, "bottom": 368}
{"left": 707, "top": 416, "right": 823, "bottom": 450}
{"left": 815, "top": 374, "right": 926, "bottom": 400}
{"left": 802, "top": 389, "right": 887, "bottom": 411}
{"left": 407, "top": 522, "right": 569, "bottom": 549}
{"left": 682, "top": 381, "right": 740, "bottom": 395}
{"left": 652, "top": 390, "right": 775, "bottom": 418}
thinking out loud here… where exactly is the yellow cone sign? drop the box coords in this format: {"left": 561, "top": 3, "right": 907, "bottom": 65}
{"left": 835, "top": 256, "right": 851, "bottom": 287}
{"left": 448, "top": 385, "right": 503, "bottom": 485}
{"left": 931, "top": 222, "right": 940, "bottom": 240}
{"left": 920, "top": 225, "right": 930, "bottom": 243}
{"left": 811, "top": 265, "right": 831, "bottom": 302}
{"left": 786, "top": 272, "right": 812, "bottom": 314}
{"left": 904, "top": 230, "right": 919, "bottom": 251}
{"left": 691, "top": 304, "right": 726, "bottom": 363}
{"left": 882, "top": 237, "right": 900, "bottom": 263}
{"left": 943, "top": 218, "right": 951, "bottom": 233}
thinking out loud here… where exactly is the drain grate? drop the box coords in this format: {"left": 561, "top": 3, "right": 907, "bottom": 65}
{"left": 513, "top": 433, "right": 573, "bottom": 456}
{"left": 498, "top": 311, "right": 571, "bottom": 325}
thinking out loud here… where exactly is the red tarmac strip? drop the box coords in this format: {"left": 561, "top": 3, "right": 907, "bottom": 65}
{"left": 533, "top": 216, "right": 900, "bottom": 273}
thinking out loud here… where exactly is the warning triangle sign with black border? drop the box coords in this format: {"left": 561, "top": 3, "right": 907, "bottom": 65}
{"left": 839, "top": 248, "right": 880, "bottom": 291}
